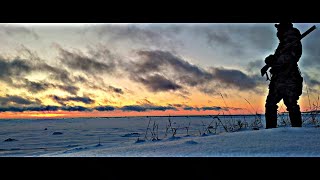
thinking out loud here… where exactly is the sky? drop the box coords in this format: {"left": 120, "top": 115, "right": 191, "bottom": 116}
{"left": 0, "top": 23, "right": 319, "bottom": 119}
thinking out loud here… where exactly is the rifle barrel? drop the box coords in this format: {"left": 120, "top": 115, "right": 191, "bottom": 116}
{"left": 301, "top": 25, "right": 316, "bottom": 39}
{"left": 278, "top": 25, "right": 316, "bottom": 55}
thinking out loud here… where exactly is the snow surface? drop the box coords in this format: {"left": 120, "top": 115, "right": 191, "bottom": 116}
{"left": 1, "top": 115, "right": 320, "bottom": 157}
{"left": 39, "top": 127, "right": 320, "bottom": 157}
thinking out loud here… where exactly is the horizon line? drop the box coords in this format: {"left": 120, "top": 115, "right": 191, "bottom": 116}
{"left": 0, "top": 111, "right": 316, "bottom": 120}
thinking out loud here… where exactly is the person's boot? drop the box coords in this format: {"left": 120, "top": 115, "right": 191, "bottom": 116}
{"left": 289, "top": 109, "right": 302, "bottom": 127}
{"left": 265, "top": 107, "right": 278, "bottom": 129}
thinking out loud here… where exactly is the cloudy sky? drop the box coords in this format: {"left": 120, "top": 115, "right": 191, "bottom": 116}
{"left": 0, "top": 23, "right": 319, "bottom": 119}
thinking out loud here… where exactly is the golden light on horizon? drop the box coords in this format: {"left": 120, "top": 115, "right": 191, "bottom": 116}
{"left": 28, "top": 113, "right": 66, "bottom": 118}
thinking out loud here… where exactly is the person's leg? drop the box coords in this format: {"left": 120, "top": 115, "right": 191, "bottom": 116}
{"left": 283, "top": 89, "right": 302, "bottom": 127}
{"left": 265, "top": 83, "right": 283, "bottom": 129}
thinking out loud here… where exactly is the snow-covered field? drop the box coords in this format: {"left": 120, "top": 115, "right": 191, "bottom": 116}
{"left": 40, "top": 127, "right": 320, "bottom": 157}
{"left": 1, "top": 115, "right": 320, "bottom": 157}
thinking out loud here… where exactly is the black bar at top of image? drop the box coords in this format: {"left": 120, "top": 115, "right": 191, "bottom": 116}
{"left": 0, "top": 2, "right": 318, "bottom": 23}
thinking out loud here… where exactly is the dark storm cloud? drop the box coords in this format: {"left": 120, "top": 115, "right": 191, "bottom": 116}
{"left": 127, "top": 50, "right": 214, "bottom": 93}
{"left": 16, "top": 46, "right": 74, "bottom": 84}
{"left": 5, "top": 53, "right": 74, "bottom": 84}
{"left": 131, "top": 50, "right": 261, "bottom": 93}
{"left": 148, "top": 106, "right": 177, "bottom": 111}
{"left": 46, "top": 67, "right": 74, "bottom": 84}
{"left": 200, "top": 106, "right": 225, "bottom": 111}
{"left": 28, "top": 105, "right": 60, "bottom": 111}
{"left": 56, "top": 85, "right": 80, "bottom": 95}
{"left": 0, "top": 57, "right": 52, "bottom": 92}
{"left": 74, "top": 75, "right": 88, "bottom": 83}
{"left": 67, "top": 96, "right": 94, "bottom": 104}
{"left": 0, "top": 105, "right": 60, "bottom": 112}
{"left": 12, "top": 79, "right": 79, "bottom": 95}
{"left": 0, "top": 57, "right": 32, "bottom": 83}
{"left": 50, "top": 95, "right": 95, "bottom": 106}
{"left": 0, "top": 107, "right": 29, "bottom": 112}
{"left": 0, "top": 52, "right": 81, "bottom": 95}
{"left": 57, "top": 46, "right": 117, "bottom": 75}
{"left": 18, "top": 46, "right": 76, "bottom": 84}
{"left": 0, "top": 95, "right": 41, "bottom": 106}
{"left": 0, "top": 105, "right": 88, "bottom": 112}
{"left": 120, "top": 105, "right": 147, "bottom": 112}
{"left": 135, "top": 50, "right": 213, "bottom": 86}
{"left": 183, "top": 106, "right": 200, "bottom": 111}
{"left": 94, "top": 106, "right": 116, "bottom": 111}
{"left": 108, "top": 86, "right": 124, "bottom": 94}
{"left": 21, "top": 79, "right": 52, "bottom": 93}
{"left": 120, "top": 105, "right": 177, "bottom": 112}
{"left": 0, "top": 46, "right": 114, "bottom": 96}
{"left": 210, "top": 67, "right": 260, "bottom": 91}
{"left": 60, "top": 106, "right": 91, "bottom": 112}
{"left": 133, "top": 74, "right": 182, "bottom": 92}
{"left": 50, "top": 95, "right": 66, "bottom": 106}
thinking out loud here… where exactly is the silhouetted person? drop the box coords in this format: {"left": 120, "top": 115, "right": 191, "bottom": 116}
{"left": 264, "top": 21, "right": 303, "bottom": 129}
